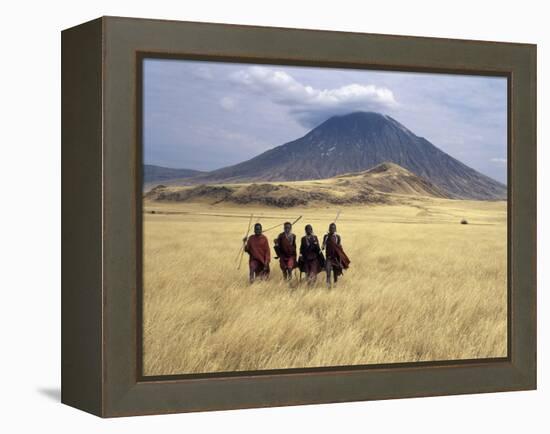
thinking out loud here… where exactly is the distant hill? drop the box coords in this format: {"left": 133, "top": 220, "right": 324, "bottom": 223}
{"left": 144, "top": 162, "right": 451, "bottom": 208}
{"left": 182, "top": 112, "right": 506, "bottom": 200}
{"left": 143, "top": 164, "right": 204, "bottom": 183}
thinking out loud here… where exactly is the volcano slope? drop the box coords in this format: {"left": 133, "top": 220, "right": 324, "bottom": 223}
{"left": 144, "top": 162, "right": 452, "bottom": 208}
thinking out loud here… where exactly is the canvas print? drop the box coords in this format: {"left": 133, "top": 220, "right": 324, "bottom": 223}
{"left": 141, "top": 58, "right": 508, "bottom": 376}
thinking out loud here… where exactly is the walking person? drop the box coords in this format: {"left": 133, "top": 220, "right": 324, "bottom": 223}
{"left": 274, "top": 221, "right": 297, "bottom": 280}
{"left": 243, "top": 223, "right": 271, "bottom": 283}
{"left": 322, "top": 223, "right": 350, "bottom": 288}
{"left": 299, "top": 224, "right": 324, "bottom": 286}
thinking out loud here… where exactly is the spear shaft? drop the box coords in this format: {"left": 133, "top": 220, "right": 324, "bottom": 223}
{"left": 236, "top": 213, "right": 254, "bottom": 264}
{"left": 322, "top": 210, "right": 342, "bottom": 250}
{"left": 262, "top": 215, "right": 302, "bottom": 233}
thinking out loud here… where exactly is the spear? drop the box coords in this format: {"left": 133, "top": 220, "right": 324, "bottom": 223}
{"left": 236, "top": 213, "right": 254, "bottom": 264}
{"left": 291, "top": 215, "right": 303, "bottom": 228}
{"left": 333, "top": 209, "right": 342, "bottom": 224}
{"left": 262, "top": 215, "right": 303, "bottom": 233}
{"left": 322, "top": 210, "right": 342, "bottom": 250}
{"left": 324, "top": 210, "right": 342, "bottom": 234}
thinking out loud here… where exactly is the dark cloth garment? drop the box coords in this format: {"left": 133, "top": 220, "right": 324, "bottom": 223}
{"left": 323, "top": 233, "right": 350, "bottom": 277}
{"left": 300, "top": 235, "right": 320, "bottom": 260}
{"left": 274, "top": 232, "right": 297, "bottom": 271}
{"left": 304, "top": 259, "right": 321, "bottom": 275}
{"left": 299, "top": 235, "right": 324, "bottom": 278}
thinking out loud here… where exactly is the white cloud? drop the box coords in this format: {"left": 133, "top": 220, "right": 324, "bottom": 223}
{"left": 490, "top": 157, "right": 507, "bottom": 164}
{"left": 231, "top": 66, "right": 397, "bottom": 127}
{"left": 219, "top": 96, "right": 236, "bottom": 111}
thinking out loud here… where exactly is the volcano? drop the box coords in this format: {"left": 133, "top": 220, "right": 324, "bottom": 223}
{"left": 166, "top": 112, "right": 507, "bottom": 200}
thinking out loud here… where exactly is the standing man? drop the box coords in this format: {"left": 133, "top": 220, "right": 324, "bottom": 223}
{"left": 243, "top": 223, "right": 270, "bottom": 283}
{"left": 322, "top": 223, "right": 350, "bottom": 288}
{"left": 299, "top": 224, "right": 324, "bottom": 286}
{"left": 274, "top": 222, "right": 297, "bottom": 280}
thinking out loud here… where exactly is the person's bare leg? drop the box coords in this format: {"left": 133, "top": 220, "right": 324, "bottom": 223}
{"left": 249, "top": 262, "right": 256, "bottom": 284}
{"left": 326, "top": 263, "right": 332, "bottom": 288}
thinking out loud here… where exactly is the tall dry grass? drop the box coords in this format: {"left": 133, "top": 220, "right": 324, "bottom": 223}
{"left": 142, "top": 198, "right": 507, "bottom": 375}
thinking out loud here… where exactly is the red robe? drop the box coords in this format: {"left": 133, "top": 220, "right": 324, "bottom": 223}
{"left": 245, "top": 234, "right": 271, "bottom": 275}
{"left": 324, "top": 233, "right": 350, "bottom": 277}
{"left": 275, "top": 232, "right": 297, "bottom": 271}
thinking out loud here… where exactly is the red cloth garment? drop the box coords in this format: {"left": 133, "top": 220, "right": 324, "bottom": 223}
{"left": 324, "top": 233, "right": 350, "bottom": 276}
{"left": 249, "top": 258, "right": 270, "bottom": 278}
{"left": 245, "top": 234, "right": 271, "bottom": 278}
{"left": 277, "top": 232, "right": 296, "bottom": 258}
{"left": 245, "top": 234, "right": 271, "bottom": 265}
{"left": 279, "top": 256, "right": 296, "bottom": 271}
{"left": 275, "top": 232, "right": 297, "bottom": 271}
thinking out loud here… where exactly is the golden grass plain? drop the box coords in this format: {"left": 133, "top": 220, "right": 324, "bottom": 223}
{"left": 142, "top": 197, "right": 507, "bottom": 376}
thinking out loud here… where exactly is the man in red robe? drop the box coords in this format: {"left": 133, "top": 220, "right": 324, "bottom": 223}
{"left": 322, "top": 223, "right": 350, "bottom": 288}
{"left": 243, "top": 223, "right": 270, "bottom": 283}
{"left": 274, "top": 222, "right": 297, "bottom": 280}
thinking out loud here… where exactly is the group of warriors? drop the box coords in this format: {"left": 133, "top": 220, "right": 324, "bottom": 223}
{"left": 242, "top": 221, "right": 350, "bottom": 288}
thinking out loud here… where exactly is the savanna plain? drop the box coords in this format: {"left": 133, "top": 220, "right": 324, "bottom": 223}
{"left": 142, "top": 196, "right": 507, "bottom": 376}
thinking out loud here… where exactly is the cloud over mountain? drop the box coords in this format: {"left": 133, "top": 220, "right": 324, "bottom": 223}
{"left": 231, "top": 66, "right": 397, "bottom": 127}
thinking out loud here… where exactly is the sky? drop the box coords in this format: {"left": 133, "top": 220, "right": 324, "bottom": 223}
{"left": 143, "top": 58, "right": 508, "bottom": 183}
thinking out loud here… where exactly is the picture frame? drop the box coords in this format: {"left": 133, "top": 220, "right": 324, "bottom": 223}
{"left": 61, "top": 16, "right": 536, "bottom": 417}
